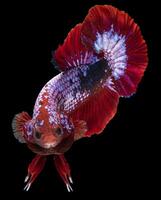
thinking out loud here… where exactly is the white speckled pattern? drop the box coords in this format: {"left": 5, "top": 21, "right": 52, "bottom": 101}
{"left": 94, "top": 25, "right": 128, "bottom": 80}
{"left": 33, "top": 59, "right": 112, "bottom": 131}
{"left": 45, "top": 67, "right": 90, "bottom": 115}
{"left": 33, "top": 66, "right": 90, "bottom": 131}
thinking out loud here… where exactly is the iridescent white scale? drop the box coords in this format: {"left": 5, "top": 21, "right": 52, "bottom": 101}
{"left": 45, "top": 66, "right": 91, "bottom": 115}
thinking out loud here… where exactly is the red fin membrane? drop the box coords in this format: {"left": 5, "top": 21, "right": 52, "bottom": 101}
{"left": 74, "top": 120, "right": 88, "bottom": 140}
{"left": 24, "top": 155, "right": 47, "bottom": 191}
{"left": 54, "top": 154, "right": 73, "bottom": 192}
{"left": 54, "top": 24, "right": 96, "bottom": 71}
{"left": 70, "top": 87, "right": 119, "bottom": 137}
{"left": 82, "top": 5, "right": 118, "bottom": 48}
{"left": 12, "top": 112, "right": 31, "bottom": 143}
{"left": 81, "top": 5, "right": 148, "bottom": 97}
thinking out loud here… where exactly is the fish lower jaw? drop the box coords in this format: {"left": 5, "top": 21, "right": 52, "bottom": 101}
{"left": 43, "top": 142, "right": 57, "bottom": 149}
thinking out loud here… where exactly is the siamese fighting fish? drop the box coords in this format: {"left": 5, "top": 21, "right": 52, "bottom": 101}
{"left": 12, "top": 5, "right": 148, "bottom": 192}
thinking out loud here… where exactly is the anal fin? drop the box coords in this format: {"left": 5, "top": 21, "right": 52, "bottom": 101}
{"left": 70, "top": 87, "right": 119, "bottom": 138}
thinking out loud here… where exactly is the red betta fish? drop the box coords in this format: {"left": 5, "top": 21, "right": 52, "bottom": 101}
{"left": 12, "top": 5, "right": 148, "bottom": 192}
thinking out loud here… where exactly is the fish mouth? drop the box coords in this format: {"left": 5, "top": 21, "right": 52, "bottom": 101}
{"left": 43, "top": 142, "right": 57, "bottom": 149}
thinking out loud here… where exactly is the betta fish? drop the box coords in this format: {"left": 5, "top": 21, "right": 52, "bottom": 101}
{"left": 12, "top": 5, "right": 148, "bottom": 192}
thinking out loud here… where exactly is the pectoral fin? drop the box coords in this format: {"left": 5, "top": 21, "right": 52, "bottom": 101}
{"left": 12, "top": 111, "right": 31, "bottom": 143}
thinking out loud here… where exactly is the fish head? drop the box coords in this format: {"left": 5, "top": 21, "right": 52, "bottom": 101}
{"left": 12, "top": 112, "right": 75, "bottom": 153}
{"left": 32, "top": 120, "right": 65, "bottom": 149}
{"left": 12, "top": 112, "right": 63, "bottom": 148}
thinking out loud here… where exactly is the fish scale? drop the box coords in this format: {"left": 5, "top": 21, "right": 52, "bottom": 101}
{"left": 45, "top": 59, "right": 110, "bottom": 115}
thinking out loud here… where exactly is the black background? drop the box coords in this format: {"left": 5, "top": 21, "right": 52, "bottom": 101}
{"left": 3, "top": 0, "right": 160, "bottom": 197}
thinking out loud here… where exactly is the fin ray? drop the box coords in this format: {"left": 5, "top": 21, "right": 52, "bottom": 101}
{"left": 70, "top": 87, "right": 119, "bottom": 138}
{"left": 81, "top": 5, "right": 148, "bottom": 97}
{"left": 12, "top": 112, "right": 31, "bottom": 143}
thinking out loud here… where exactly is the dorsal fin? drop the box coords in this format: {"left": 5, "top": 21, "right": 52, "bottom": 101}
{"left": 53, "top": 24, "right": 96, "bottom": 72}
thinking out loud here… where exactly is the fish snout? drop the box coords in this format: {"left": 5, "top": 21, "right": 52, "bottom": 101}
{"left": 41, "top": 134, "right": 58, "bottom": 149}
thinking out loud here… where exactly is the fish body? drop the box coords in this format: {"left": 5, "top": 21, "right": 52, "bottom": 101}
{"left": 12, "top": 5, "right": 148, "bottom": 192}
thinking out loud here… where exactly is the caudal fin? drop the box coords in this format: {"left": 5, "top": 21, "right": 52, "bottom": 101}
{"left": 81, "top": 5, "right": 148, "bottom": 97}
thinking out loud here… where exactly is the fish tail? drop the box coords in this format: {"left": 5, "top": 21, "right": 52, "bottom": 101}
{"left": 81, "top": 5, "right": 148, "bottom": 97}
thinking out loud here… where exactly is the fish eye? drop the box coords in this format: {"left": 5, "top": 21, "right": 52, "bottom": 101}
{"left": 55, "top": 127, "right": 62, "bottom": 136}
{"left": 35, "top": 131, "right": 42, "bottom": 139}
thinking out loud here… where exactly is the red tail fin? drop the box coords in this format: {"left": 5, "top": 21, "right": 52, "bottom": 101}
{"left": 82, "top": 5, "right": 148, "bottom": 97}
